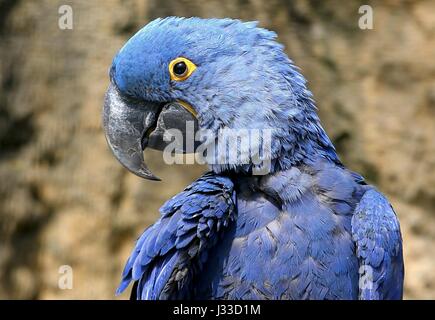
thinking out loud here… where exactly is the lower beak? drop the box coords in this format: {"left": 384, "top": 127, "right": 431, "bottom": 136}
{"left": 102, "top": 83, "right": 199, "bottom": 180}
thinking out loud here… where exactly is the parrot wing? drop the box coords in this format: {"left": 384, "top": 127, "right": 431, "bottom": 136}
{"left": 116, "top": 172, "right": 236, "bottom": 299}
{"left": 351, "top": 189, "right": 404, "bottom": 300}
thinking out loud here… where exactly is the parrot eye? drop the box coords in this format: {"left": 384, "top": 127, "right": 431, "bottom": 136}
{"left": 173, "top": 62, "right": 187, "bottom": 76}
{"left": 169, "top": 57, "right": 197, "bottom": 81}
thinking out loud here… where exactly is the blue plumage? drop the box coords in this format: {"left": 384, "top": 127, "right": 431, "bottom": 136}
{"left": 117, "top": 173, "right": 236, "bottom": 299}
{"left": 111, "top": 17, "right": 404, "bottom": 300}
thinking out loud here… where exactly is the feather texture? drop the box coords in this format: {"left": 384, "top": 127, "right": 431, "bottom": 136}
{"left": 120, "top": 159, "right": 403, "bottom": 300}
{"left": 116, "top": 173, "right": 236, "bottom": 299}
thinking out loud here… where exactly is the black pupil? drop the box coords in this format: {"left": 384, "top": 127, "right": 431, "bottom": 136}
{"left": 173, "top": 61, "right": 187, "bottom": 76}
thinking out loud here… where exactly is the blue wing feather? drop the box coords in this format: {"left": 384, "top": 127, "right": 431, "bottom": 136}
{"left": 351, "top": 189, "right": 404, "bottom": 300}
{"left": 116, "top": 172, "right": 236, "bottom": 299}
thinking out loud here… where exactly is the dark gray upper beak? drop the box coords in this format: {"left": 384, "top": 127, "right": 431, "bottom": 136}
{"left": 102, "top": 82, "right": 199, "bottom": 180}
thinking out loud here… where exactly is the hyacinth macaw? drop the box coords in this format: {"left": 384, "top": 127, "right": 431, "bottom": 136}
{"left": 102, "top": 17, "right": 404, "bottom": 300}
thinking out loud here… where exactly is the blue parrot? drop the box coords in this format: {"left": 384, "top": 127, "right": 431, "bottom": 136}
{"left": 102, "top": 17, "right": 404, "bottom": 300}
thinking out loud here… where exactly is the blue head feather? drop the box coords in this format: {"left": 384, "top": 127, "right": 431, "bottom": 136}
{"left": 112, "top": 17, "right": 339, "bottom": 174}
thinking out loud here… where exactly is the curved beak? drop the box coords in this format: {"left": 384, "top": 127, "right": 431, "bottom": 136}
{"left": 102, "top": 82, "right": 199, "bottom": 181}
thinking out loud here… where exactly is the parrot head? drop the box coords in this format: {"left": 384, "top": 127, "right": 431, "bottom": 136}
{"left": 103, "top": 17, "right": 338, "bottom": 180}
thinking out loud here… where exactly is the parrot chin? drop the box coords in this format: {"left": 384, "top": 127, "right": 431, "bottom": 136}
{"left": 102, "top": 82, "right": 199, "bottom": 181}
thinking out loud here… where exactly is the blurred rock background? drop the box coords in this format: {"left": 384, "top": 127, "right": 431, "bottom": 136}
{"left": 0, "top": 0, "right": 434, "bottom": 299}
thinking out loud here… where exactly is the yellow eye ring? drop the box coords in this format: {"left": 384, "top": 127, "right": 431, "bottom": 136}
{"left": 169, "top": 57, "right": 197, "bottom": 81}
